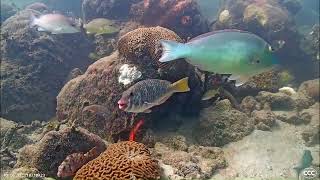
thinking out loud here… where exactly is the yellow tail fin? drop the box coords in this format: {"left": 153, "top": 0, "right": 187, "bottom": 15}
{"left": 170, "top": 77, "right": 190, "bottom": 92}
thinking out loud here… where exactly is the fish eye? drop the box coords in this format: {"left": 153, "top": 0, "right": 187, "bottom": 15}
{"left": 129, "top": 92, "right": 134, "bottom": 97}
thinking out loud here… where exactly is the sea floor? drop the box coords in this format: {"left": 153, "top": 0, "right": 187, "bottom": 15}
{"left": 212, "top": 120, "right": 320, "bottom": 180}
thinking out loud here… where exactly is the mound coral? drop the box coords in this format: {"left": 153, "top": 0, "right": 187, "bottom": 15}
{"left": 74, "top": 141, "right": 160, "bottom": 180}
{"left": 130, "top": 0, "right": 209, "bottom": 39}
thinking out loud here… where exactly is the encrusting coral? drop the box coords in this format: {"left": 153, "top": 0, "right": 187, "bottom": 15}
{"left": 74, "top": 141, "right": 160, "bottom": 180}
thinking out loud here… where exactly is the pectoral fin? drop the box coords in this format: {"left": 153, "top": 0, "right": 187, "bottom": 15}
{"left": 143, "top": 109, "right": 152, "bottom": 113}
{"left": 202, "top": 88, "right": 220, "bottom": 101}
{"left": 229, "top": 75, "right": 249, "bottom": 87}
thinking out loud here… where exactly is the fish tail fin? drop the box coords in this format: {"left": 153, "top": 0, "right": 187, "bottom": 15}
{"left": 170, "top": 77, "right": 190, "bottom": 93}
{"left": 159, "top": 40, "right": 188, "bottom": 63}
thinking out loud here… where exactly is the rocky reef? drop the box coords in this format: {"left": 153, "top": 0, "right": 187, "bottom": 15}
{"left": 15, "top": 127, "right": 106, "bottom": 178}
{"left": 193, "top": 99, "right": 255, "bottom": 146}
{"left": 82, "top": 0, "right": 139, "bottom": 22}
{"left": 130, "top": 0, "right": 209, "bottom": 39}
{"left": 154, "top": 142, "right": 226, "bottom": 179}
{"left": 1, "top": 10, "right": 92, "bottom": 123}
{"left": 56, "top": 27, "right": 202, "bottom": 141}
{"left": 0, "top": 2, "right": 18, "bottom": 23}
{"left": 301, "top": 24, "right": 320, "bottom": 61}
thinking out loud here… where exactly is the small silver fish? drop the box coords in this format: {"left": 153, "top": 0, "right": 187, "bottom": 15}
{"left": 118, "top": 77, "right": 190, "bottom": 113}
{"left": 32, "top": 13, "right": 80, "bottom": 34}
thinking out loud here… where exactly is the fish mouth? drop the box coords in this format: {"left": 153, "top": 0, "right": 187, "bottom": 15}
{"left": 117, "top": 99, "right": 128, "bottom": 110}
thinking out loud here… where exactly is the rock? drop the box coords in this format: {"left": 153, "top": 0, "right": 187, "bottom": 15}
{"left": 0, "top": 2, "right": 17, "bottom": 23}
{"left": 273, "top": 111, "right": 303, "bottom": 125}
{"left": 57, "top": 27, "right": 202, "bottom": 141}
{"left": 255, "top": 91, "right": 314, "bottom": 111}
{"left": 162, "top": 135, "right": 189, "bottom": 151}
{"left": 130, "top": 0, "right": 209, "bottom": 39}
{"left": 0, "top": 118, "right": 34, "bottom": 150}
{"left": 1, "top": 10, "right": 92, "bottom": 123}
{"left": 300, "top": 25, "right": 320, "bottom": 62}
{"left": 15, "top": 127, "right": 106, "bottom": 178}
{"left": 243, "top": 2, "right": 290, "bottom": 32}
{"left": 302, "top": 125, "right": 320, "bottom": 147}
{"left": 0, "top": 148, "right": 18, "bottom": 175}
{"left": 240, "top": 96, "right": 261, "bottom": 115}
{"left": 252, "top": 110, "right": 276, "bottom": 131}
{"left": 280, "top": 0, "right": 302, "bottom": 15}
{"left": 298, "top": 79, "right": 320, "bottom": 101}
{"left": 25, "top": 2, "right": 49, "bottom": 12}
{"left": 238, "top": 70, "right": 295, "bottom": 97}
{"left": 82, "top": 0, "right": 138, "bottom": 21}
{"left": 301, "top": 103, "right": 320, "bottom": 146}
{"left": 44, "top": 0, "right": 82, "bottom": 16}
{"left": 193, "top": 99, "right": 255, "bottom": 146}
{"left": 153, "top": 142, "right": 226, "bottom": 180}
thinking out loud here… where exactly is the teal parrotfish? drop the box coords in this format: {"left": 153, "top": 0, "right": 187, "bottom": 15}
{"left": 31, "top": 13, "right": 80, "bottom": 34}
{"left": 159, "top": 30, "right": 279, "bottom": 86}
{"left": 118, "top": 77, "right": 190, "bottom": 113}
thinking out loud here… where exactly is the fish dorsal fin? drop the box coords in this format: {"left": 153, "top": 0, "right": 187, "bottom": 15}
{"left": 188, "top": 29, "right": 254, "bottom": 42}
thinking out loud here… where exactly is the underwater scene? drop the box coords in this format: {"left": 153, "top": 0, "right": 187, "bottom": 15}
{"left": 0, "top": 0, "right": 319, "bottom": 180}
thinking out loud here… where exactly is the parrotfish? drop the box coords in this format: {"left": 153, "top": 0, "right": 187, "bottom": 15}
{"left": 159, "top": 30, "right": 278, "bottom": 86}
{"left": 118, "top": 77, "right": 190, "bottom": 113}
{"left": 32, "top": 13, "right": 80, "bottom": 34}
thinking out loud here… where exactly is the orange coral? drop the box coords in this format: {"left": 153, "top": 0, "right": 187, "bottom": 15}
{"left": 74, "top": 141, "right": 160, "bottom": 180}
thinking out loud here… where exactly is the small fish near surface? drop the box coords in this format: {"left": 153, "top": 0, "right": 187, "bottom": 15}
{"left": 31, "top": 13, "right": 80, "bottom": 34}
{"left": 84, "top": 18, "right": 120, "bottom": 35}
{"left": 159, "top": 29, "right": 279, "bottom": 86}
{"left": 118, "top": 77, "right": 190, "bottom": 113}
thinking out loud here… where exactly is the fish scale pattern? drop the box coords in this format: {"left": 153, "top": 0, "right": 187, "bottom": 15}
{"left": 74, "top": 141, "right": 160, "bottom": 180}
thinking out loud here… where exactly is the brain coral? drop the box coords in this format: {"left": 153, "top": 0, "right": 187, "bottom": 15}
{"left": 74, "top": 141, "right": 160, "bottom": 180}
{"left": 118, "top": 26, "right": 182, "bottom": 62}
